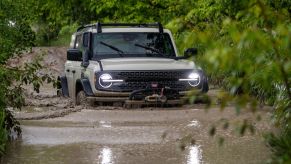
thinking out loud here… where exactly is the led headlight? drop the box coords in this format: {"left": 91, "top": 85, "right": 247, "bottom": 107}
{"left": 99, "top": 74, "right": 113, "bottom": 88}
{"left": 98, "top": 73, "right": 124, "bottom": 88}
{"left": 179, "top": 72, "right": 201, "bottom": 87}
{"left": 188, "top": 72, "right": 200, "bottom": 87}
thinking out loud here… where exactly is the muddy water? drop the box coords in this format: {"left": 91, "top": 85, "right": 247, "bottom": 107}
{"left": 2, "top": 107, "right": 272, "bottom": 164}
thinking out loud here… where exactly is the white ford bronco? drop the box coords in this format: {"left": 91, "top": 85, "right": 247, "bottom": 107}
{"left": 58, "top": 22, "right": 208, "bottom": 106}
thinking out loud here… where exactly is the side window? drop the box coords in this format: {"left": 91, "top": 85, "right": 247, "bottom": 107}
{"left": 163, "top": 34, "right": 175, "bottom": 56}
{"left": 74, "top": 34, "right": 82, "bottom": 49}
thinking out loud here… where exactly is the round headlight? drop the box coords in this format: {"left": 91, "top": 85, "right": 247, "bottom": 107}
{"left": 99, "top": 73, "right": 112, "bottom": 88}
{"left": 188, "top": 72, "right": 199, "bottom": 79}
{"left": 188, "top": 72, "right": 200, "bottom": 87}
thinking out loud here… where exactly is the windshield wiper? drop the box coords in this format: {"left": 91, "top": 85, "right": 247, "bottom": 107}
{"left": 100, "top": 41, "right": 124, "bottom": 56}
{"left": 134, "top": 43, "right": 165, "bottom": 56}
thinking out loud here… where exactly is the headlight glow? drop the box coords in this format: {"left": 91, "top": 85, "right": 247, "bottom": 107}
{"left": 188, "top": 72, "right": 199, "bottom": 80}
{"left": 100, "top": 74, "right": 112, "bottom": 80}
{"left": 179, "top": 72, "right": 201, "bottom": 87}
{"left": 99, "top": 74, "right": 113, "bottom": 88}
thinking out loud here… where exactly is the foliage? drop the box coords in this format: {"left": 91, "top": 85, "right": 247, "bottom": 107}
{"left": 266, "top": 129, "right": 291, "bottom": 163}
{"left": 28, "top": 0, "right": 196, "bottom": 45}
{"left": 48, "top": 23, "right": 78, "bottom": 46}
{"left": 170, "top": 0, "right": 291, "bottom": 162}
{"left": 0, "top": 0, "right": 32, "bottom": 155}
{"left": 27, "top": 0, "right": 96, "bottom": 45}
{"left": 0, "top": 111, "right": 7, "bottom": 154}
{"left": 0, "top": 0, "right": 56, "bottom": 156}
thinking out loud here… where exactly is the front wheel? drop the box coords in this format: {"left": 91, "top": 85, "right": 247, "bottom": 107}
{"left": 56, "top": 78, "right": 63, "bottom": 97}
{"left": 76, "top": 90, "right": 87, "bottom": 106}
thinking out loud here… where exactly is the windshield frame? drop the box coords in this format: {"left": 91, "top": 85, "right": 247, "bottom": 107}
{"left": 90, "top": 32, "right": 176, "bottom": 60}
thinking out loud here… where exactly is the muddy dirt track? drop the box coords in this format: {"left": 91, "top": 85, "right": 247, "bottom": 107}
{"left": 2, "top": 47, "right": 273, "bottom": 164}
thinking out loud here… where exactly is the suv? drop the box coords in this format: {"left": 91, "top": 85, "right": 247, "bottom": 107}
{"left": 58, "top": 22, "right": 208, "bottom": 106}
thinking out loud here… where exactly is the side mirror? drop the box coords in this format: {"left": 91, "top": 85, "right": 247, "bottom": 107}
{"left": 184, "top": 48, "right": 198, "bottom": 58}
{"left": 83, "top": 32, "right": 91, "bottom": 48}
{"left": 67, "top": 49, "right": 82, "bottom": 61}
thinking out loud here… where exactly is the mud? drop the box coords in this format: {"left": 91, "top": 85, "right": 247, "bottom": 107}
{"left": 7, "top": 47, "right": 67, "bottom": 76}
{"left": 7, "top": 47, "right": 68, "bottom": 107}
{"left": 13, "top": 106, "right": 82, "bottom": 120}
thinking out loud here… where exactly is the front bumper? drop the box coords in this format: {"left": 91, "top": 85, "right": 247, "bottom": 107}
{"left": 92, "top": 90, "right": 190, "bottom": 98}
{"left": 86, "top": 90, "right": 205, "bottom": 106}
{"left": 87, "top": 96, "right": 184, "bottom": 106}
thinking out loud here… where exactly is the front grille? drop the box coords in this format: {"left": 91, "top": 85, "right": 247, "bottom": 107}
{"left": 117, "top": 71, "right": 188, "bottom": 81}
{"left": 118, "top": 81, "right": 187, "bottom": 91}
{"left": 96, "top": 70, "right": 193, "bottom": 92}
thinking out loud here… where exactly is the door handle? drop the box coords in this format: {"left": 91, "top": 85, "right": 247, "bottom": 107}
{"left": 72, "top": 70, "right": 76, "bottom": 74}
{"left": 66, "top": 69, "right": 70, "bottom": 72}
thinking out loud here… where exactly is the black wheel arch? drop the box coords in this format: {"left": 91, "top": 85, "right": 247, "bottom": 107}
{"left": 76, "top": 78, "right": 94, "bottom": 96}
{"left": 58, "top": 75, "right": 69, "bottom": 97}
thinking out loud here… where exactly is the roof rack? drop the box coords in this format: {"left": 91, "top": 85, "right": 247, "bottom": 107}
{"left": 77, "top": 22, "right": 164, "bottom": 33}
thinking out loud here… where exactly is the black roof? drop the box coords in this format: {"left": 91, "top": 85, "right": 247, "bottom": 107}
{"left": 77, "top": 22, "right": 164, "bottom": 33}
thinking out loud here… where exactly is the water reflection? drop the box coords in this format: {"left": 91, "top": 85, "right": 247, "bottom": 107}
{"left": 99, "top": 147, "right": 114, "bottom": 164}
{"left": 100, "top": 121, "right": 112, "bottom": 128}
{"left": 186, "top": 145, "right": 202, "bottom": 164}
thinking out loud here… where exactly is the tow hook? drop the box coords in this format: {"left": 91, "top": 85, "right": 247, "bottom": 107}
{"left": 145, "top": 94, "right": 167, "bottom": 103}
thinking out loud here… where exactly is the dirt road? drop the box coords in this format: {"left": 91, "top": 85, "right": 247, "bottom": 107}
{"left": 1, "top": 47, "right": 273, "bottom": 164}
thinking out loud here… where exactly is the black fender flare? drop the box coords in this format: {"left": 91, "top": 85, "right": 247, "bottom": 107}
{"left": 79, "top": 78, "right": 94, "bottom": 96}
{"left": 59, "top": 76, "right": 69, "bottom": 97}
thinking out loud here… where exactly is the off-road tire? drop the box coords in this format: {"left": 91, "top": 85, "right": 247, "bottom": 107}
{"left": 76, "top": 90, "right": 87, "bottom": 106}
{"left": 56, "top": 78, "right": 63, "bottom": 97}
{"left": 57, "top": 88, "right": 63, "bottom": 97}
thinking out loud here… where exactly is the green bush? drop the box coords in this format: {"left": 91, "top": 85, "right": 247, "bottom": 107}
{"left": 0, "top": 0, "right": 57, "bottom": 156}
{"left": 266, "top": 129, "right": 291, "bottom": 163}
{"left": 48, "top": 24, "right": 78, "bottom": 46}
{"left": 0, "top": 110, "right": 8, "bottom": 154}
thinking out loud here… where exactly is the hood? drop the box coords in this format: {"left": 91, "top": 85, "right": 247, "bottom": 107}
{"left": 100, "top": 57, "right": 196, "bottom": 71}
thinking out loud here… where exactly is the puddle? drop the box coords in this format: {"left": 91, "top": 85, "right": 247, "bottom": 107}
{"left": 2, "top": 142, "right": 203, "bottom": 164}
{"left": 2, "top": 124, "right": 270, "bottom": 164}
{"left": 2, "top": 108, "right": 272, "bottom": 164}
{"left": 21, "top": 125, "right": 165, "bottom": 145}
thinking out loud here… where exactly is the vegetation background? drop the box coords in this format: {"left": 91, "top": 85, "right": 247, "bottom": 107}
{"left": 0, "top": 0, "right": 290, "bottom": 163}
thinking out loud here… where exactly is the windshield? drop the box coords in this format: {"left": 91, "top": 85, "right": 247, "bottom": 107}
{"left": 92, "top": 33, "right": 175, "bottom": 59}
